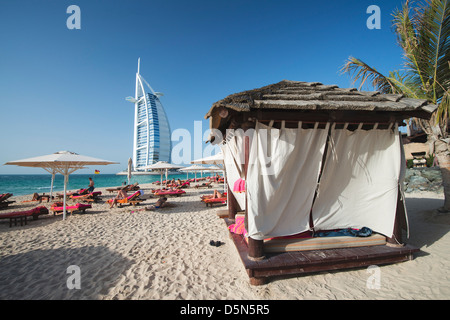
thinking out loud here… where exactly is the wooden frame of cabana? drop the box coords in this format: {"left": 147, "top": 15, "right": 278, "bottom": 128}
{"left": 206, "top": 80, "right": 437, "bottom": 285}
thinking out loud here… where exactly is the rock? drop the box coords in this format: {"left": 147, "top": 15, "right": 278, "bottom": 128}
{"left": 403, "top": 167, "right": 443, "bottom": 194}
{"left": 420, "top": 168, "right": 442, "bottom": 182}
{"left": 405, "top": 169, "right": 416, "bottom": 181}
{"left": 408, "top": 175, "right": 429, "bottom": 185}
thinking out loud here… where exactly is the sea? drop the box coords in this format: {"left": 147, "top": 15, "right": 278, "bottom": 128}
{"left": 0, "top": 173, "right": 212, "bottom": 196}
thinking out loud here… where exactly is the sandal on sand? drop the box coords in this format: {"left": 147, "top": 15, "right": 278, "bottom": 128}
{"left": 209, "top": 240, "right": 224, "bottom": 247}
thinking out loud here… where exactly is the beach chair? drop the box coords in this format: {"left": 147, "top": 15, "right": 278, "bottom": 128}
{"left": 0, "top": 193, "right": 15, "bottom": 210}
{"left": 200, "top": 192, "right": 227, "bottom": 201}
{"left": 154, "top": 189, "right": 186, "bottom": 197}
{"left": 195, "top": 181, "right": 213, "bottom": 189}
{"left": 70, "top": 191, "right": 102, "bottom": 203}
{"left": 106, "top": 183, "right": 140, "bottom": 194}
{"left": 201, "top": 192, "right": 227, "bottom": 207}
{"left": 128, "top": 183, "right": 140, "bottom": 191}
{"left": 22, "top": 193, "right": 53, "bottom": 203}
{"left": 0, "top": 206, "right": 49, "bottom": 227}
{"left": 106, "top": 187, "right": 122, "bottom": 193}
{"left": 106, "top": 190, "right": 143, "bottom": 207}
{"left": 203, "top": 197, "right": 227, "bottom": 207}
{"left": 49, "top": 202, "right": 92, "bottom": 215}
{"left": 0, "top": 193, "right": 13, "bottom": 202}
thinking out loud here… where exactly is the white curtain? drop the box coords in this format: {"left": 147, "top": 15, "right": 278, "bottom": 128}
{"left": 246, "top": 121, "right": 329, "bottom": 240}
{"left": 222, "top": 129, "right": 251, "bottom": 210}
{"left": 312, "top": 125, "right": 401, "bottom": 237}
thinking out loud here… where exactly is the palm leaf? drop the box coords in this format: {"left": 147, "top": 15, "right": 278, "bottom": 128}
{"left": 340, "top": 57, "right": 395, "bottom": 93}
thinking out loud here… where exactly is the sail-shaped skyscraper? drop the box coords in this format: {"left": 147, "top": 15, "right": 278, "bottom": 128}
{"left": 126, "top": 59, "right": 172, "bottom": 171}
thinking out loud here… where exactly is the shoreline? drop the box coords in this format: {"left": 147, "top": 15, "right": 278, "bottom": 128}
{"left": 0, "top": 183, "right": 448, "bottom": 300}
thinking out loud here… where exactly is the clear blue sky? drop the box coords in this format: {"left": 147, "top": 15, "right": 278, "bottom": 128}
{"left": 0, "top": 0, "right": 408, "bottom": 174}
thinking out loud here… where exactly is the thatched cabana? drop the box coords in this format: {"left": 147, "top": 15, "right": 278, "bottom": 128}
{"left": 206, "top": 80, "right": 437, "bottom": 285}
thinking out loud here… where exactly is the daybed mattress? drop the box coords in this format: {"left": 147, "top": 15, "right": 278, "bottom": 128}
{"left": 261, "top": 234, "right": 387, "bottom": 253}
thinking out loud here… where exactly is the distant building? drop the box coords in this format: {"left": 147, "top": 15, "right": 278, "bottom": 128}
{"left": 126, "top": 58, "right": 172, "bottom": 170}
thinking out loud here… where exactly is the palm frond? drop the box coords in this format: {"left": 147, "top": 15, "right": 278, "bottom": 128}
{"left": 340, "top": 57, "right": 395, "bottom": 93}
{"left": 416, "top": 0, "right": 450, "bottom": 103}
{"left": 392, "top": 0, "right": 429, "bottom": 93}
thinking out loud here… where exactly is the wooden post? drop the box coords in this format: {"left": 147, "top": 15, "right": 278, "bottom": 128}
{"left": 387, "top": 189, "right": 405, "bottom": 247}
{"left": 227, "top": 181, "right": 238, "bottom": 221}
{"left": 243, "top": 134, "right": 265, "bottom": 260}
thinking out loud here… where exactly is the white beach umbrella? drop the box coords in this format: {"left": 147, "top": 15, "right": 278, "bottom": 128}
{"left": 141, "top": 161, "right": 184, "bottom": 187}
{"left": 179, "top": 164, "right": 210, "bottom": 181}
{"left": 192, "top": 152, "right": 226, "bottom": 192}
{"left": 191, "top": 151, "right": 224, "bottom": 166}
{"left": 4, "top": 151, "right": 118, "bottom": 220}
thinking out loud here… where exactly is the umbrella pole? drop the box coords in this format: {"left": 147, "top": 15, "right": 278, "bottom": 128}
{"left": 223, "top": 170, "right": 227, "bottom": 194}
{"left": 63, "top": 172, "right": 68, "bottom": 220}
{"left": 50, "top": 171, "right": 55, "bottom": 202}
{"left": 165, "top": 169, "right": 168, "bottom": 188}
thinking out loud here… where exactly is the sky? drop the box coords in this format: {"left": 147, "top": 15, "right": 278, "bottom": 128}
{"left": 0, "top": 0, "right": 409, "bottom": 174}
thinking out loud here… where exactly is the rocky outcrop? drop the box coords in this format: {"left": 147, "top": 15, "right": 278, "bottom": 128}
{"left": 404, "top": 167, "right": 443, "bottom": 193}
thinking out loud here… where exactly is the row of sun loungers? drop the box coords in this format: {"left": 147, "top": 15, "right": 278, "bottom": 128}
{"left": 1, "top": 178, "right": 217, "bottom": 227}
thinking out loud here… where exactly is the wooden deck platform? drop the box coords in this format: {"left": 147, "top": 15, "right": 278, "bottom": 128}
{"left": 224, "top": 218, "right": 420, "bottom": 285}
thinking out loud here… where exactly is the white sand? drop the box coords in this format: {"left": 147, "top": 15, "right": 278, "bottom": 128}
{"left": 0, "top": 185, "right": 449, "bottom": 300}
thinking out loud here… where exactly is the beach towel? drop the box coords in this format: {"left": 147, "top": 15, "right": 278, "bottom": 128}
{"left": 228, "top": 215, "right": 247, "bottom": 236}
{"left": 233, "top": 178, "right": 246, "bottom": 193}
{"left": 314, "top": 227, "right": 373, "bottom": 238}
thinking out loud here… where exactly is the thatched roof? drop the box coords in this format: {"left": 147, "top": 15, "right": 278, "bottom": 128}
{"left": 205, "top": 80, "right": 437, "bottom": 131}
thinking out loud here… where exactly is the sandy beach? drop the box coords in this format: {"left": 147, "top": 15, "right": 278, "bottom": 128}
{"left": 0, "top": 182, "right": 449, "bottom": 300}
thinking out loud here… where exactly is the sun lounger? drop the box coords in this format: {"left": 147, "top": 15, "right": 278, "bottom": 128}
{"left": 195, "top": 182, "right": 213, "bottom": 189}
{"left": 0, "top": 206, "right": 49, "bottom": 227}
{"left": 0, "top": 193, "right": 15, "bottom": 210}
{"left": 203, "top": 197, "right": 227, "bottom": 207}
{"left": 0, "top": 193, "right": 13, "bottom": 202}
{"left": 70, "top": 191, "right": 102, "bottom": 202}
{"left": 154, "top": 189, "right": 186, "bottom": 197}
{"left": 128, "top": 183, "right": 140, "bottom": 191}
{"left": 201, "top": 192, "right": 227, "bottom": 199}
{"left": 22, "top": 193, "right": 53, "bottom": 203}
{"left": 106, "top": 183, "right": 140, "bottom": 193}
{"left": 50, "top": 202, "right": 92, "bottom": 215}
{"left": 106, "top": 191, "right": 143, "bottom": 207}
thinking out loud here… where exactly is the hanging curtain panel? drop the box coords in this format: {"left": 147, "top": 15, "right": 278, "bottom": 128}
{"left": 246, "top": 122, "right": 329, "bottom": 240}
{"left": 312, "top": 125, "right": 401, "bottom": 237}
{"left": 222, "top": 129, "right": 253, "bottom": 210}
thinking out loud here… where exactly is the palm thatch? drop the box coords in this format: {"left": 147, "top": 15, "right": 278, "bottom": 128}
{"left": 206, "top": 80, "right": 437, "bottom": 125}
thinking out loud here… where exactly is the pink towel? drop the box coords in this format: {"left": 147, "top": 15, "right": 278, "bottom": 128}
{"left": 228, "top": 215, "right": 247, "bottom": 236}
{"left": 233, "top": 178, "right": 246, "bottom": 193}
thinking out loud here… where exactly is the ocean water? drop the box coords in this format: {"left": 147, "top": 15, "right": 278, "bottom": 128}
{"left": 0, "top": 173, "right": 210, "bottom": 196}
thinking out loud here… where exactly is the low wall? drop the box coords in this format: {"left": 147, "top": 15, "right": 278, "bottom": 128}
{"left": 404, "top": 167, "right": 443, "bottom": 193}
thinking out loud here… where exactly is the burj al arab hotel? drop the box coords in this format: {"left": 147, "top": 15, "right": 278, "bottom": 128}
{"left": 126, "top": 59, "right": 172, "bottom": 171}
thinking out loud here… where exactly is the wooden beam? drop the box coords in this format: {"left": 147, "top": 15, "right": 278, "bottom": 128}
{"left": 227, "top": 181, "right": 238, "bottom": 221}
{"left": 387, "top": 190, "right": 406, "bottom": 247}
